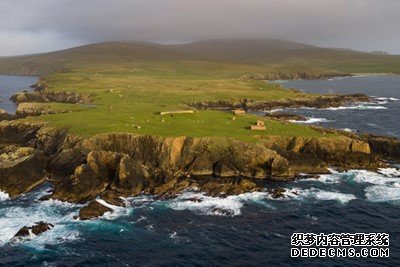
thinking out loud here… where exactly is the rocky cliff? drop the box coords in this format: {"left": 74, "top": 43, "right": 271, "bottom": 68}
{"left": 1, "top": 121, "right": 397, "bottom": 218}
{"left": 10, "top": 91, "right": 92, "bottom": 104}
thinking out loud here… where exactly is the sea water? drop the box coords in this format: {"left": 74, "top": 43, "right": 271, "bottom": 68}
{"left": 0, "top": 75, "right": 38, "bottom": 113}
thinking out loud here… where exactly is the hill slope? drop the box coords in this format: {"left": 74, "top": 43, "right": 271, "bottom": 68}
{"left": 1, "top": 39, "right": 400, "bottom": 76}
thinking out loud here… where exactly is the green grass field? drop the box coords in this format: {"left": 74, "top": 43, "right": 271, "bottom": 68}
{"left": 3, "top": 40, "right": 399, "bottom": 140}
{"left": 28, "top": 61, "right": 327, "bottom": 141}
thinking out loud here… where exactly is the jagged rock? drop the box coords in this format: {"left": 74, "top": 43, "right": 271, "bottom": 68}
{"left": 212, "top": 161, "right": 239, "bottom": 178}
{"left": 52, "top": 151, "right": 124, "bottom": 203}
{"left": 16, "top": 103, "right": 58, "bottom": 116}
{"left": 13, "top": 222, "right": 54, "bottom": 240}
{"left": 189, "top": 155, "right": 214, "bottom": 176}
{"left": 0, "top": 121, "right": 44, "bottom": 144}
{"left": 78, "top": 200, "right": 113, "bottom": 220}
{"left": 10, "top": 91, "right": 91, "bottom": 104}
{"left": 351, "top": 140, "right": 371, "bottom": 154}
{"left": 367, "top": 135, "right": 400, "bottom": 159}
{"left": 0, "top": 146, "right": 47, "bottom": 197}
{"left": 268, "top": 188, "right": 286, "bottom": 199}
{"left": 33, "top": 127, "right": 70, "bottom": 155}
{"left": 190, "top": 94, "right": 371, "bottom": 111}
{"left": 101, "top": 190, "right": 126, "bottom": 207}
{"left": 265, "top": 112, "right": 307, "bottom": 121}
{"left": 154, "top": 179, "right": 192, "bottom": 199}
{"left": 50, "top": 148, "right": 87, "bottom": 177}
{"left": 0, "top": 112, "right": 14, "bottom": 122}
{"left": 114, "top": 156, "right": 151, "bottom": 196}
{"left": 38, "top": 194, "right": 52, "bottom": 201}
{"left": 183, "top": 197, "right": 203, "bottom": 203}
{"left": 83, "top": 134, "right": 162, "bottom": 165}
{"left": 200, "top": 178, "right": 258, "bottom": 197}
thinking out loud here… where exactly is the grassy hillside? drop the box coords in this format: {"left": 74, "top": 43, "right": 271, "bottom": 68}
{"left": 1, "top": 39, "right": 400, "bottom": 76}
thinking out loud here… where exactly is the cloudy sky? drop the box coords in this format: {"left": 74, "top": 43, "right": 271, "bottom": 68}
{"left": 1, "top": 0, "right": 399, "bottom": 56}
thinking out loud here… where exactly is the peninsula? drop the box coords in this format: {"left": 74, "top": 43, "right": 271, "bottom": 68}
{"left": 1, "top": 39, "right": 400, "bottom": 221}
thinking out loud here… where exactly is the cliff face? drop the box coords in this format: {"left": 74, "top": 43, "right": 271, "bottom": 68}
{"left": 1, "top": 120, "right": 394, "bottom": 206}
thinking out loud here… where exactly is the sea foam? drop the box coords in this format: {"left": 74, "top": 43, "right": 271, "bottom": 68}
{"left": 95, "top": 199, "right": 132, "bottom": 220}
{"left": 365, "top": 185, "right": 400, "bottom": 203}
{"left": 0, "top": 199, "right": 80, "bottom": 248}
{"left": 166, "top": 191, "right": 270, "bottom": 216}
{"left": 303, "top": 189, "right": 356, "bottom": 204}
{"left": 0, "top": 191, "right": 10, "bottom": 201}
{"left": 282, "top": 187, "right": 356, "bottom": 204}
{"left": 289, "top": 117, "right": 331, "bottom": 124}
{"left": 326, "top": 104, "right": 387, "bottom": 111}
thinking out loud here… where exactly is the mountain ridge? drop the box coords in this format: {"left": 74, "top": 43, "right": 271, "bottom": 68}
{"left": 0, "top": 39, "right": 399, "bottom": 76}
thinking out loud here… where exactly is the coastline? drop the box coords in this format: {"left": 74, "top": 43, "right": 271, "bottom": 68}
{"left": 1, "top": 73, "right": 400, "bottom": 233}
{"left": 1, "top": 118, "right": 399, "bottom": 221}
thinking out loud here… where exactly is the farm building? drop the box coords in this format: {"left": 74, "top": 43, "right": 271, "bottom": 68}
{"left": 250, "top": 120, "right": 266, "bottom": 131}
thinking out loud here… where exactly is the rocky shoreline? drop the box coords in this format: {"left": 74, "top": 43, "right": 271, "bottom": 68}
{"left": 190, "top": 93, "right": 372, "bottom": 111}
{"left": 0, "top": 80, "right": 92, "bottom": 119}
{"left": 10, "top": 90, "right": 92, "bottom": 105}
{"left": 238, "top": 71, "right": 352, "bottom": 81}
{"left": 1, "top": 80, "right": 400, "bottom": 236}
{"left": 1, "top": 120, "right": 400, "bottom": 223}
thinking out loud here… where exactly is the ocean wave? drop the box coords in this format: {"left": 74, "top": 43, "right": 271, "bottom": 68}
{"left": 264, "top": 186, "right": 355, "bottom": 204}
{"left": 284, "top": 187, "right": 356, "bottom": 204}
{"left": 166, "top": 191, "right": 270, "bottom": 217}
{"left": 132, "top": 215, "right": 148, "bottom": 224}
{"left": 349, "top": 169, "right": 400, "bottom": 185}
{"left": 95, "top": 199, "right": 132, "bottom": 220}
{"left": 377, "top": 168, "right": 400, "bottom": 177}
{"left": 305, "top": 168, "right": 400, "bottom": 186}
{"left": 267, "top": 108, "right": 284, "bottom": 113}
{"left": 375, "top": 97, "right": 400, "bottom": 101}
{"left": 308, "top": 190, "right": 356, "bottom": 204}
{"left": 342, "top": 128, "right": 356, "bottom": 132}
{"left": 365, "top": 185, "right": 400, "bottom": 203}
{"left": 313, "top": 173, "right": 342, "bottom": 184}
{"left": 326, "top": 104, "right": 388, "bottom": 111}
{"left": 304, "top": 189, "right": 356, "bottom": 204}
{"left": 170, "top": 231, "right": 178, "bottom": 239}
{"left": 0, "top": 191, "right": 10, "bottom": 201}
{"left": 290, "top": 117, "right": 331, "bottom": 124}
{"left": 327, "top": 76, "right": 353, "bottom": 81}
{"left": 299, "top": 169, "right": 400, "bottom": 203}
{"left": 0, "top": 198, "right": 80, "bottom": 248}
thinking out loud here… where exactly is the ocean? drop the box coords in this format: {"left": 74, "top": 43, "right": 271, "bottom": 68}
{"left": 1, "top": 75, "right": 400, "bottom": 266}
{"left": 0, "top": 75, "right": 38, "bottom": 113}
{"left": 273, "top": 75, "right": 400, "bottom": 138}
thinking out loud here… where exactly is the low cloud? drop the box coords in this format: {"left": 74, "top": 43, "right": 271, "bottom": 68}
{"left": 1, "top": 0, "right": 399, "bottom": 55}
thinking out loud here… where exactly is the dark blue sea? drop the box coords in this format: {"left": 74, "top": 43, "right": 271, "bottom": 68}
{"left": 1, "top": 75, "right": 400, "bottom": 266}
{"left": 273, "top": 75, "right": 400, "bottom": 138}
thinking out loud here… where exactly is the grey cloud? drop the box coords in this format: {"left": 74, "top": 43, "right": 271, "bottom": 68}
{"left": 0, "top": 0, "right": 399, "bottom": 55}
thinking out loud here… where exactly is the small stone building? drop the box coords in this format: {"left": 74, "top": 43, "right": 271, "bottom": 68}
{"left": 251, "top": 120, "right": 266, "bottom": 131}
{"left": 232, "top": 109, "right": 245, "bottom": 115}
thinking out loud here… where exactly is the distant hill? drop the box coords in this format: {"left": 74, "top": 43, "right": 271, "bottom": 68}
{"left": 0, "top": 39, "right": 399, "bottom": 76}
{"left": 171, "top": 39, "right": 315, "bottom": 61}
